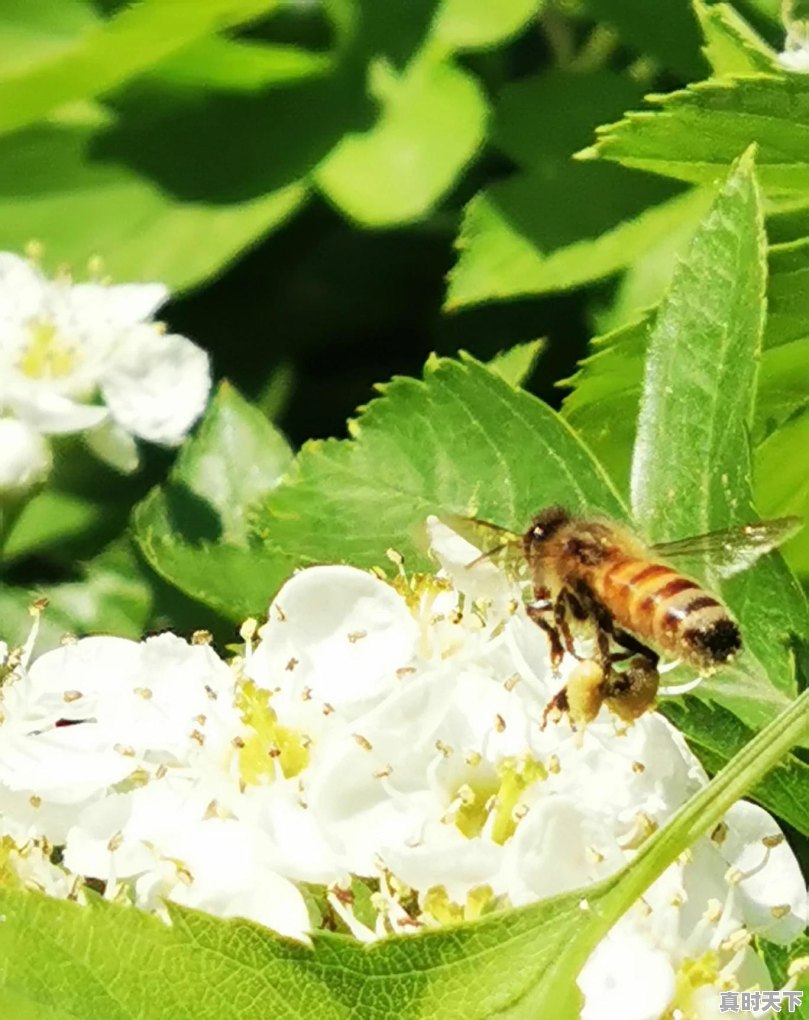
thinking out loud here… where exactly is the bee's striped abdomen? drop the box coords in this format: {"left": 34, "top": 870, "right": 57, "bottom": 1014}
{"left": 591, "top": 555, "right": 740, "bottom": 670}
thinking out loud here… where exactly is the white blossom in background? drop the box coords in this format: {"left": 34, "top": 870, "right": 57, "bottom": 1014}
{"left": 778, "top": 18, "right": 809, "bottom": 71}
{"left": 0, "top": 417, "right": 52, "bottom": 496}
{"left": 0, "top": 519, "right": 805, "bottom": 1015}
{"left": 0, "top": 251, "right": 211, "bottom": 481}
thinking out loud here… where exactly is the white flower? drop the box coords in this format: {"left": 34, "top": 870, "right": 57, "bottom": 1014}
{"left": 0, "top": 518, "right": 805, "bottom": 1000}
{"left": 247, "top": 565, "right": 420, "bottom": 723}
{"left": 0, "top": 634, "right": 239, "bottom": 841}
{"left": 580, "top": 926, "right": 676, "bottom": 1020}
{"left": 0, "top": 417, "right": 52, "bottom": 495}
{"left": 0, "top": 253, "right": 210, "bottom": 466}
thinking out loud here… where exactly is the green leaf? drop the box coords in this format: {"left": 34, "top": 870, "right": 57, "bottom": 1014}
{"left": 0, "top": 986, "right": 72, "bottom": 1020}
{"left": 767, "top": 232, "right": 809, "bottom": 349}
{"left": 561, "top": 332, "right": 809, "bottom": 583}
{"left": 759, "top": 934, "right": 809, "bottom": 1004}
{"left": 170, "top": 382, "right": 293, "bottom": 545}
{"left": 0, "top": 0, "right": 99, "bottom": 78}
{"left": 0, "top": 0, "right": 280, "bottom": 137}
{"left": 431, "top": 0, "right": 544, "bottom": 52}
{"left": 254, "top": 353, "right": 625, "bottom": 572}
{"left": 0, "top": 542, "right": 152, "bottom": 652}
{"left": 561, "top": 222, "right": 809, "bottom": 503}
{"left": 2, "top": 490, "right": 106, "bottom": 563}
{"left": 315, "top": 53, "right": 488, "bottom": 226}
{"left": 150, "top": 38, "right": 332, "bottom": 91}
{"left": 580, "top": 0, "right": 707, "bottom": 78}
{"left": 133, "top": 385, "right": 295, "bottom": 621}
{"left": 447, "top": 176, "right": 704, "bottom": 308}
{"left": 1, "top": 686, "right": 805, "bottom": 1019}
{"left": 492, "top": 70, "right": 649, "bottom": 170}
{"left": 445, "top": 71, "right": 699, "bottom": 308}
{"left": 630, "top": 149, "right": 809, "bottom": 719}
{"left": 582, "top": 76, "right": 809, "bottom": 195}
{"left": 0, "top": 122, "right": 305, "bottom": 293}
{"left": 561, "top": 312, "right": 653, "bottom": 499}
{"left": 756, "top": 409, "right": 809, "bottom": 574}
{"left": 757, "top": 338, "right": 809, "bottom": 435}
{"left": 487, "top": 339, "right": 545, "bottom": 388}
{"left": 694, "top": 0, "right": 779, "bottom": 76}
{"left": 628, "top": 150, "right": 765, "bottom": 510}
{"left": 134, "top": 502, "right": 292, "bottom": 623}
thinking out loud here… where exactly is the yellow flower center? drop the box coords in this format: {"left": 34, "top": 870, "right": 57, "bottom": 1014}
{"left": 236, "top": 680, "right": 310, "bottom": 785}
{"left": 454, "top": 777, "right": 499, "bottom": 839}
{"left": 490, "top": 756, "right": 548, "bottom": 844}
{"left": 664, "top": 952, "right": 730, "bottom": 1019}
{"left": 451, "top": 755, "right": 547, "bottom": 844}
{"left": 423, "top": 883, "right": 500, "bottom": 924}
{"left": 18, "top": 318, "right": 79, "bottom": 379}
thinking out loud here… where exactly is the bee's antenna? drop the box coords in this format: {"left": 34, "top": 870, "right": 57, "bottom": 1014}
{"left": 465, "top": 542, "right": 511, "bottom": 570}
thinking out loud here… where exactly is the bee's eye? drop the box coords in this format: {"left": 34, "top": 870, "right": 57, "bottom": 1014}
{"left": 533, "top": 526, "right": 544, "bottom": 539}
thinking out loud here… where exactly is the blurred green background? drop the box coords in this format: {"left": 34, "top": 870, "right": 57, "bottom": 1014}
{"left": 3, "top": 0, "right": 804, "bottom": 642}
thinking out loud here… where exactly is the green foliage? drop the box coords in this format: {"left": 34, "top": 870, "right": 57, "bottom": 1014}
{"left": 694, "top": 0, "right": 779, "bottom": 74}
{"left": 2, "top": 1, "right": 809, "bottom": 1013}
{"left": 487, "top": 338, "right": 545, "bottom": 387}
{"left": 1, "top": 689, "right": 805, "bottom": 1019}
{"left": 0, "top": 0, "right": 280, "bottom": 137}
{"left": 0, "top": 541, "right": 153, "bottom": 653}
{"left": 252, "top": 354, "right": 624, "bottom": 570}
{"left": 134, "top": 384, "right": 295, "bottom": 621}
{"left": 630, "top": 151, "right": 805, "bottom": 698}
{"left": 315, "top": 53, "right": 488, "bottom": 226}
{"left": 446, "top": 70, "right": 692, "bottom": 308}
{"left": 0, "top": 0, "right": 547, "bottom": 290}
{"left": 580, "top": 0, "right": 707, "bottom": 78}
{"left": 0, "top": 121, "right": 306, "bottom": 292}
{"left": 432, "top": 0, "right": 544, "bottom": 50}
{"left": 583, "top": 76, "right": 809, "bottom": 193}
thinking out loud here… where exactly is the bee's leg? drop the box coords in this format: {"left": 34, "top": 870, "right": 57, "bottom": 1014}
{"left": 540, "top": 685, "right": 568, "bottom": 729}
{"left": 611, "top": 628, "right": 659, "bottom": 668}
{"left": 594, "top": 626, "right": 615, "bottom": 679}
{"left": 554, "top": 590, "right": 582, "bottom": 660}
{"left": 526, "top": 603, "right": 565, "bottom": 670}
{"left": 564, "top": 590, "right": 589, "bottom": 622}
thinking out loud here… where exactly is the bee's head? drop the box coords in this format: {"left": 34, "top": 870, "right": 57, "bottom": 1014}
{"left": 523, "top": 505, "right": 571, "bottom": 551}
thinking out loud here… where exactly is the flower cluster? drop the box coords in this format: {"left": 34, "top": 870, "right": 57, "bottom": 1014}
{"left": 0, "top": 520, "right": 805, "bottom": 1019}
{"left": 0, "top": 251, "right": 210, "bottom": 494}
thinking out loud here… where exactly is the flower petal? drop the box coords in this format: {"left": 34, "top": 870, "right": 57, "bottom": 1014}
{"left": 579, "top": 923, "right": 676, "bottom": 1020}
{"left": 720, "top": 800, "right": 808, "bottom": 943}
{"left": 0, "top": 254, "right": 47, "bottom": 322}
{"left": 100, "top": 326, "right": 210, "bottom": 444}
{"left": 426, "top": 515, "right": 517, "bottom": 602}
{"left": 84, "top": 419, "right": 140, "bottom": 473}
{"left": 7, "top": 385, "right": 109, "bottom": 434}
{"left": 69, "top": 282, "right": 169, "bottom": 328}
{"left": 249, "top": 565, "right": 419, "bottom": 716}
{"left": 0, "top": 418, "right": 51, "bottom": 494}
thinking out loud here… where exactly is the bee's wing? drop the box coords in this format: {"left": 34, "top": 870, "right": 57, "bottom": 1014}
{"left": 650, "top": 516, "right": 802, "bottom": 578}
{"left": 438, "top": 514, "right": 524, "bottom": 571}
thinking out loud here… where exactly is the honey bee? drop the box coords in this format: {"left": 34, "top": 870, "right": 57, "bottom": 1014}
{"left": 458, "top": 506, "right": 801, "bottom": 727}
